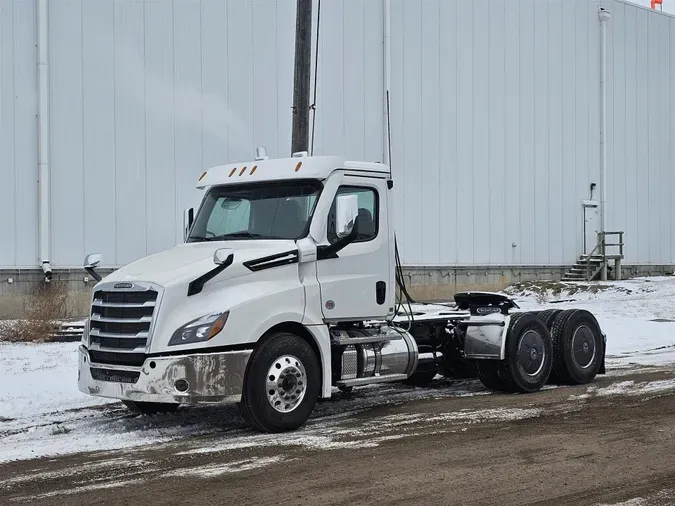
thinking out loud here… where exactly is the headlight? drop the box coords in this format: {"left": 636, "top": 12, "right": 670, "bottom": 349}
{"left": 168, "top": 312, "right": 229, "bottom": 346}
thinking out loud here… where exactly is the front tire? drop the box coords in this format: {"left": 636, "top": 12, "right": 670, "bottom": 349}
{"left": 240, "top": 332, "right": 320, "bottom": 433}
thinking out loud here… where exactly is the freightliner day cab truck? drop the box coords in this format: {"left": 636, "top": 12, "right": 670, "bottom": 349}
{"left": 78, "top": 150, "right": 606, "bottom": 433}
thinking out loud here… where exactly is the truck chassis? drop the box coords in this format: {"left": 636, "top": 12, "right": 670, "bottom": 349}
{"left": 237, "top": 291, "right": 606, "bottom": 432}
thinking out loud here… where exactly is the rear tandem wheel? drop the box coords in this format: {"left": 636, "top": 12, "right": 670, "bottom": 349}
{"left": 476, "top": 312, "right": 553, "bottom": 393}
{"left": 549, "top": 309, "right": 605, "bottom": 385}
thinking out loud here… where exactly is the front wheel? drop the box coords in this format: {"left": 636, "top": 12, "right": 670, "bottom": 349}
{"left": 239, "top": 332, "right": 320, "bottom": 433}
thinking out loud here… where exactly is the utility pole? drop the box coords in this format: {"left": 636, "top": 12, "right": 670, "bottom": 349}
{"left": 291, "top": 0, "right": 312, "bottom": 155}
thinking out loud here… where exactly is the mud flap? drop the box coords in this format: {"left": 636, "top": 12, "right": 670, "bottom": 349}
{"left": 598, "top": 332, "right": 607, "bottom": 374}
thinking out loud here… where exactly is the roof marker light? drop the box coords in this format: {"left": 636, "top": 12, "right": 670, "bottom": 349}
{"left": 250, "top": 165, "right": 258, "bottom": 175}
{"left": 198, "top": 171, "right": 207, "bottom": 181}
{"left": 229, "top": 167, "right": 237, "bottom": 177}
{"left": 295, "top": 162, "right": 302, "bottom": 172}
{"left": 239, "top": 166, "right": 247, "bottom": 176}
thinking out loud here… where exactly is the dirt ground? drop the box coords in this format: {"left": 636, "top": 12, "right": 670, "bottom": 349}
{"left": 1, "top": 366, "right": 674, "bottom": 506}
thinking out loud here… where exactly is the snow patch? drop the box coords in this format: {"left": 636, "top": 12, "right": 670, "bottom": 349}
{"left": 594, "top": 499, "right": 646, "bottom": 506}
{"left": 0, "top": 342, "right": 112, "bottom": 420}
{"left": 9, "top": 478, "right": 144, "bottom": 503}
{"left": 161, "top": 456, "right": 284, "bottom": 479}
{"left": 0, "top": 457, "right": 148, "bottom": 487}
{"left": 594, "top": 379, "right": 675, "bottom": 397}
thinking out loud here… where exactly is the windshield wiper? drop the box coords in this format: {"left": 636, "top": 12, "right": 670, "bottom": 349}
{"left": 208, "top": 232, "right": 264, "bottom": 240}
{"left": 187, "top": 236, "right": 210, "bottom": 243}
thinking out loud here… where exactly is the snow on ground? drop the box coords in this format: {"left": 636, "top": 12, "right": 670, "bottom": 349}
{"left": 503, "top": 276, "right": 675, "bottom": 367}
{"left": 0, "top": 276, "right": 673, "bottom": 463}
{"left": 0, "top": 342, "right": 112, "bottom": 421}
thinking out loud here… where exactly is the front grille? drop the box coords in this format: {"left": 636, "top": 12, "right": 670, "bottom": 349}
{"left": 89, "top": 350, "right": 146, "bottom": 367}
{"left": 91, "top": 336, "right": 148, "bottom": 350}
{"left": 90, "top": 287, "right": 158, "bottom": 351}
{"left": 95, "top": 305, "right": 154, "bottom": 320}
{"left": 90, "top": 368, "right": 140, "bottom": 384}
{"left": 91, "top": 321, "right": 150, "bottom": 334}
{"left": 94, "top": 290, "right": 157, "bottom": 305}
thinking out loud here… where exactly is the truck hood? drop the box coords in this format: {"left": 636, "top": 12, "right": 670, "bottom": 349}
{"left": 102, "top": 240, "right": 298, "bottom": 287}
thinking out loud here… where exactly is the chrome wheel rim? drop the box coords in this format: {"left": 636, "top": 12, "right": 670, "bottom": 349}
{"left": 266, "top": 355, "right": 307, "bottom": 413}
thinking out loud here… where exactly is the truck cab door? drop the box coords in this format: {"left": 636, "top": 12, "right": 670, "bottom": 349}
{"left": 315, "top": 175, "right": 393, "bottom": 322}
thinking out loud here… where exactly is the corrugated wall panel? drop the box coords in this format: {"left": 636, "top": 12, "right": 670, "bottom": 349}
{"left": 503, "top": 0, "right": 521, "bottom": 265}
{"left": 50, "top": 0, "right": 85, "bottom": 266}
{"left": 560, "top": 0, "right": 578, "bottom": 265}
{"left": 4, "top": 0, "right": 674, "bottom": 269}
{"left": 420, "top": 0, "right": 440, "bottom": 265}
{"left": 392, "top": 0, "right": 674, "bottom": 266}
{"left": 438, "top": 0, "right": 458, "bottom": 266}
{"left": 518, "top": 0, "right": 536, "bottom": 264}
{"left": 488, "top": 0, "right": 506, "bottom": 266}
{"left": 113, "top": 0, "right": 147, "bottom": 266}
{"left": 472, "top": 0, "right": 490, "bottom": 265}
{"left": 455, "top": 0, "right": 474, "bottom": 265}
{"left": 672, "top": 18, "right": 675, "bottom": 264}
{"left": 82, "top": 0, "right": 116, "bottom": 269}
{"left": 44, "top": 0, "right": 380, "bottom": 267}
{"left": 0, "top": 0, "right": 38, "bottom": 268}
{"left": 605, "top": 1, "right": 675, "bottom": 264}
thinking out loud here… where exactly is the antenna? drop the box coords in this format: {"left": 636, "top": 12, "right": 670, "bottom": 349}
{"left": 386, "top": 90, "right": 393, "bottom": 179}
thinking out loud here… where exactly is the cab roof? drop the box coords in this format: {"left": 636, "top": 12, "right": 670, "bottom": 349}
{"left": 196, "top": 155, "right": 389, "bottom": 189}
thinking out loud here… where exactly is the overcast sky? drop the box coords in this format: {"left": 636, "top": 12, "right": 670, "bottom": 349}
{"left": 627, "top": 0, "right": 675, "bottom": 14}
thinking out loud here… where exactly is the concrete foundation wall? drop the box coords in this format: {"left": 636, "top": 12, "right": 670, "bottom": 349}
{"left": 0, "top": 269, "right": 115, "bottom": 319}
{"left": 1, "top": 266, "right": 673, "bottom": 319}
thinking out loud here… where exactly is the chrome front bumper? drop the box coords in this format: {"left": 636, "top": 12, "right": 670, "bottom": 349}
{"left": 78, "top": 346, "right": 252, "bottom": 404}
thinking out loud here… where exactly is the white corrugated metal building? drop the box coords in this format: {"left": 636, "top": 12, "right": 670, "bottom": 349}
{"left": 1, "top": 0, "right": 674, "bottom": 313}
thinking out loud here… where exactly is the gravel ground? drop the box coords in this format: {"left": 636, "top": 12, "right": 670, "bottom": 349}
{"left": 1, "top": 365, "right": 674, "bottom": 506}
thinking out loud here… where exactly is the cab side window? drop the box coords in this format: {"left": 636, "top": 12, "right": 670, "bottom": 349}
{"left": 327, "top": 186, "right": 378, "bottom": 244}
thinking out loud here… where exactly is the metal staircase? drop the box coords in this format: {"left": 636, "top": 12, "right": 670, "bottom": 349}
{"left": 563, "top": 231, "right": 624, "bottom": 282}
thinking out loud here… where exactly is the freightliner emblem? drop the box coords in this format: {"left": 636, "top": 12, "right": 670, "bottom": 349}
{"left": 113, "top": 283, "right": 134, "bottom": 289}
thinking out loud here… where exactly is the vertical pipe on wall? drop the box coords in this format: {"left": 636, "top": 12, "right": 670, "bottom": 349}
{"left": 37, "top": 0, "right": 52, "bottom": 281}
{"left": 598, "top": 7, "right": 610, "bottom": 282}
{"left": 598, "top": 7, "right": 610, "bottom": 236}
{"left": 383, "top": 0, "right": 391, "bottom": 167}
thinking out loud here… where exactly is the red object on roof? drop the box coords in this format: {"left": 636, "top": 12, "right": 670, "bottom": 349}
{"left": 651, "top": 0, "right": 662, "bottom": 9}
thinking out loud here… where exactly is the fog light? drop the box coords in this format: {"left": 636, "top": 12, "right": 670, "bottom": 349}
{"left": 175, "top": 379, "right": 189, "bottom": 392}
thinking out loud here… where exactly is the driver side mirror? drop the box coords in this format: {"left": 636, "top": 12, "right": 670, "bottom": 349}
{"left": 84, "top": 253, "right": 103, "bottom": 282}
{"left": 84, "top": 253, "right": 102, "bottom": 268}
{"left": 335, "top": 194, "right": 358, "bottom": 239}
{"left": 183, "top": 208, "right": 194, "bottom": 242}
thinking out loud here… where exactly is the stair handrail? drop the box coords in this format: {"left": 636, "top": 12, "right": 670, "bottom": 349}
{"left": 602, "top": 231, "right": 624, "bottom": 258}
{"left": 585, "top": 231, "right": 624, "bottom": 280}
{"left": 585, "top": 232, "right": 606, "bottom": 280}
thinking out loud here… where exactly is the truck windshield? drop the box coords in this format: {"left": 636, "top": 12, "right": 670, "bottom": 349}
{"left": 188, "top": 180, "right": 322, "bottom": 242}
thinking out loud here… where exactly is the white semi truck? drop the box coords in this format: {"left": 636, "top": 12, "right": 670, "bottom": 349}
{"left": 78, "top": 151, "right": 606, "bottom": 433}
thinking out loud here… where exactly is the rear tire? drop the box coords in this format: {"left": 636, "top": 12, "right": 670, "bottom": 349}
{"left": 550, "top": 309, "right": 604, "bottom": 385}
{"left": 122, "top": 400, "right": 179, "bottom": 415}
{"left": 476, "top": 361, "right": 509, "bottom": 391}
{"left": 500, "top": 312, "right": 553, "bottom": 393}
{"left": 536, "top": 309, "right": 563, "bottom": 330}
{"left": 441, "top": 358, "right": 478, "bottom": 379}
{"left": 240, "top": 332, "right": 320, "bottom": 433}
{"left": 402, "top": 370, "right": 437, "bottom": 387}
